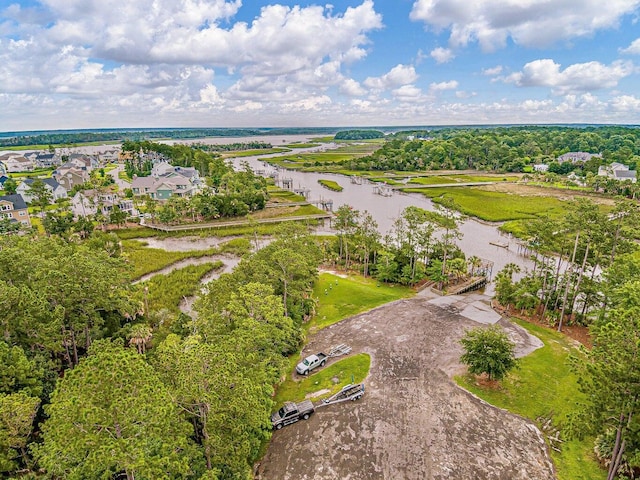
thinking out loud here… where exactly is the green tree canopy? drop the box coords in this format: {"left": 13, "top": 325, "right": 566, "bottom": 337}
{"left": 460, "top": 325, "right": 518, "bottom": 381}
{"left": 36, "top": 340, "right": 201, "bottom": 480}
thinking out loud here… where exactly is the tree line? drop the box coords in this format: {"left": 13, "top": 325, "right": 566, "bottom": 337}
{"left": 343, "top": 126, "right": 640, "bottom": 173}
{"left": 491, "top": 197, "right": 640, "bottom": 479}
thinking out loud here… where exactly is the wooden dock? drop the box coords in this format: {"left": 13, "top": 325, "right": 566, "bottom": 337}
{"left": 446, "top": 276, "right": 488, "bottom": 295}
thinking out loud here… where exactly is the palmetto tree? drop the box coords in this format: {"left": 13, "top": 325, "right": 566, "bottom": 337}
{"left": 128, "top": 323, "right": 153, "bottom": 354}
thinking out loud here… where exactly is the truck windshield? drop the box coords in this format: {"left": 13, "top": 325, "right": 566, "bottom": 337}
{"left": 278, "top": 407, "right": 286, "bottom": 417}
{"left": 302, "top": 359, "right": 310, "bottom": 366}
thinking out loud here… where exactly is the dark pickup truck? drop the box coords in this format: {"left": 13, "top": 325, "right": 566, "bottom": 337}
{"left": 271, "top": 400, "right": 315, "bottom": 430}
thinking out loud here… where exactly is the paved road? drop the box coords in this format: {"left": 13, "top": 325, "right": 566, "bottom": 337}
{"left": 255, "top": 294, "right": 554, "bottom": 480}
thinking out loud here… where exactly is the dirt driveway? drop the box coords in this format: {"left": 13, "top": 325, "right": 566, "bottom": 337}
{"left": 255, "top": 294, "right": 555, "bottom": 480}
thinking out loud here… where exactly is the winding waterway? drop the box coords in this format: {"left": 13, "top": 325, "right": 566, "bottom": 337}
{"left": 224, "top": 136, "right": 535, "bottom": 293}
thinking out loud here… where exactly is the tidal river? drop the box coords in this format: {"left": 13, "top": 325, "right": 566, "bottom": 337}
{"left": 219, "top": 135, "right": 535, "bottom": 292}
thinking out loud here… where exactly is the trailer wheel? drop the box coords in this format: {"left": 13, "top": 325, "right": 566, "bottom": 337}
{"left": 353, "top": 394, "right": 362, "bottom": 401}
{"left": 302, "top": 413, "right": 310, "bottom": 420}
{"left": 275, "top": 423, "right": 283, "bottom": 430}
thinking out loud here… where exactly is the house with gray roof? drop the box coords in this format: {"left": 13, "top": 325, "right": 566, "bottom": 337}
{"left": 16, "top": 178, "right": 67, "bottom": 203}
{"left": 0, "top": 194, "right": 31, "bottom": 229}
{"left": 598, "top": 162, "right": 637, "bottom": 183}
{"left": 557, "top": 152, "right": 602, "bottom": 164}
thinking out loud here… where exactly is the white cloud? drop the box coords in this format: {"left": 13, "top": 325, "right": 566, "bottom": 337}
{"left": 429, "top": 80, "right": 459, "bottom": 91}
{"left": 505, "top": 59, "right": 635, "bottom": 94}
{"left": 392, "top": 84, "right": 424, "bottom": 102}
{"left": 610, "top": 94, "right": 640, "bottom": 110}
{"left": 620, "top": 38, "right": 640, "bottom": 54}
{"left": 455, "top": 90, "right": 476, "bottom": 99}
{"left": 430, "top": 47, "right": 455, "bottom": 64}
{"left": 364, "top": 64, "right": 419, "bottom": 90}
{"left": 340, "top": 78, "right": 367, "bottom": 96}
{"left": 482, "top": 65, "right": 503, "bottom": 76}
{"left": 410, "top": 0, "right": 640, "bottom": 51}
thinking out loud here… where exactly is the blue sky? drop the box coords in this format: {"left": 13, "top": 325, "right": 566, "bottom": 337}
{"left": 1, "top": 0, "right": 639, "bottom": 131}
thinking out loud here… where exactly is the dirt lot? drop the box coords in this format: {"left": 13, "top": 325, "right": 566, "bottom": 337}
{"left": 255, "top": 294, "right": 555, "bottom": 480}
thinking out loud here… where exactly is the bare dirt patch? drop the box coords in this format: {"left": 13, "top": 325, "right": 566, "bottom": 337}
{"left": 255, "top": 296, "right": 555, "bottom": 480}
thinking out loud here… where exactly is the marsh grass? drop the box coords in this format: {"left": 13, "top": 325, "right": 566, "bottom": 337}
{"left": 122, "top": 239, "right": 221, "bottom": 279}
{"left": 318, "top": 179, "right": 344, "bottom": 192}
{"left": 402, "top": 187, "right": 568, "bottom": 222}
{"left": 144, "top": 262, "right": 223, "bottom": 314}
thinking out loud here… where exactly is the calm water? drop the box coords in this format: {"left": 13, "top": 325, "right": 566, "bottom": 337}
{"left": 228, "top": 136, "right": 535, "bottom": 293}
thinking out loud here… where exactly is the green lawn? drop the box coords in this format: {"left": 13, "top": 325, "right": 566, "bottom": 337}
{"left": 310, "top": 273, "right": 414, "bottom": 331}
{"left": 273, "top": 353, "right": 371, "bottom": 407}
{"left": 456, "top": 319, "right": 605, "bottom": 480}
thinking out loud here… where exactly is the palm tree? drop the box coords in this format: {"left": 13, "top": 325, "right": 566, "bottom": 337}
{"left": 128, "top": 324, "right": 152, "bottom": 354}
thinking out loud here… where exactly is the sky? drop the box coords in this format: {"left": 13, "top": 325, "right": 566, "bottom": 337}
{"left": 1, "top": 0, "right": 640, "bottom": 132}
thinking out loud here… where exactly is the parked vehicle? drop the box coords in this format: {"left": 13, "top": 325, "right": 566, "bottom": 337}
{"left": 271, "top": 400, "right": 315, "bottom": 430}
{"left": 296, "top": 352, "right": 327, "bottom": 375}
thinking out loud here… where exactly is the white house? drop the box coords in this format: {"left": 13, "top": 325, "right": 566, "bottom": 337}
{"left": 16, "top": 178, "right": 67, "bottom": 203}
{"left": 533, "top": 164, "right": 549, "bottom": 172}
{"left": 0, "top": 154, "right": 34, "bottom": 173}
{"left": 598, "top": 162, "right": 637, "bottom": 183}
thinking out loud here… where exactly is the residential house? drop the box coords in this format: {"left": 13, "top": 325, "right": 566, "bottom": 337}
{"left": 598, "top": 162, "right": 637, "bottom": 183}
{"left": 557, "top": 152, "right": 602, "bottom": 164}
{"left": 68, "top": 153, "right": 99, "bottom": 171}
{"left": 53, "top": 166, "right": 90, "bottom": 190}
{"left": 0, "top": 194, "right": 31, "bottom": 228}
{"left": 35, "top": 152, "right": 62, "bottom": 168}
{"left": 0, "top": 162, "right": 6, "bottom": 175}
{"left": 98, "top": 149, "right": 120, "bottom": 163}
{"left": 131, "top": 167, "right": 202, "bottom": 200}
{"left": 0, "top": 153, "right": 34, "bottom": 173}
{"left": 72, "top": 189, "right": 136, "bottom": 218}
{"left": 16, "top": 178, "right": 67, "bottom": 203}
{"left": 0, "top": 175, "right": 10, "bottom": 190}
{"left": 151, "top": 161, "right": 200, "bottom": 182}
{"left": 533, "top": 164, "right": 549, "bottom": 172}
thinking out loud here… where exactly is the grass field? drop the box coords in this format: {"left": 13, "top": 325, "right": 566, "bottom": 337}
{"left": 456, "top": 319, "right": 605, "bottom": 480}
{"left": 310, "top": 272, "right": 414, "bottom": 331}
{"left": 273, "top": 353, "right": 371, "bottom": 407}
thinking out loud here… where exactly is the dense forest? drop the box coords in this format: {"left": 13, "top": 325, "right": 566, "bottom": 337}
{"left": 0, "top": 224, "right": 321, "bottom": 479}
{"left": 343, "top": 126, "right": 640, "bottom": 172}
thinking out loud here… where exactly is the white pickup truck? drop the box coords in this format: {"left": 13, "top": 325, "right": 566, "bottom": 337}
{"left": 296, "top": 352, "right": 327, "bottom": 375}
